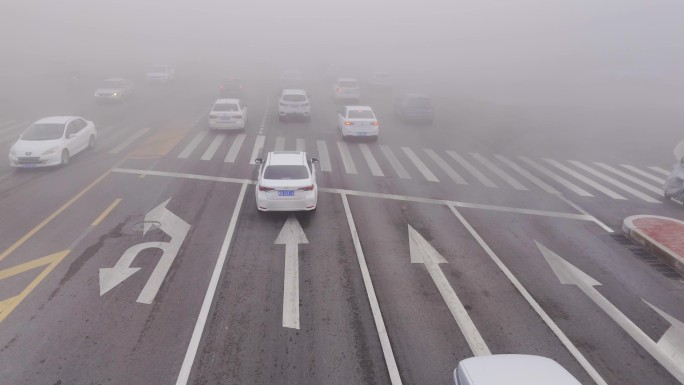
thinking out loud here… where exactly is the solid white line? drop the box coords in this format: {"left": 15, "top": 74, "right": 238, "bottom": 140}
{"left": 274, "top": 136, "right": 285, "bottom": 151}
{"left": 448, "top": 205, "right": 609, "bottom": 385}
{"left": 380, "top": 145, "right": 410, "bottom": 179}
{"left": 621, "top": 165, "right": 666, "bottom": 185}
{"left": 402, "top": 147, "right": 438, "bottom": 182}
{"left": 296, "top": 138, "right": 305, "bottom": 152}
{"left": 649, "top": 166, "right": 671, "bottom": 176}
{"left": 177, "top": 131, "right": 208, "bottom": 159}
{"left": 446, "top": 150, "right": 497, "bottom": 187}
{"left": 109, "top": 127, "right": 151, "bottom": 154}
{"left": 359, "top": 143, "right": 384, "bottom": 177}
{"left": 424, "top": 149, "right": 466, "bottom": 184}
{"left": 569, "top": 161, "right": 659, "bottom": 203}
{"left": 518, "top": 157, "right": 593, "bottom": 197}
{"left": 113, "top": 168, "right": 253, "bottom": 184}
{"left": 249, "top": 135, "right": 265, "bottom": 164}
{"left": 545, "top": 158, "right": 626, "bottom": 199}
{"left": 594, "top": 162, "right": 663, "bottom": 195}
{"left": 200, "top": 134, "right": 225, "bottom": 161}
{"left": 175, "top": 183, "right": 247, "bottom": 385}
{"left": 341, "top": 194, "right": 402, "bottom": 385}
{"left": 282, "top": 242, "right": 300, "bottom": 329}
{"left": 471, "top": 152, "right": 527, "bottom": 190}
{"left": 495, "top": 155, "right": 558, "bottom": 194}
{"left": 554, "top": 194, "right": 614, "bottom": 233}
{"left": 316, "top": 140, "right": 332, "bottom": 172}
{"left": 224, "top": 134, "right": 246, "bottom": 163}
{"left": 337, "top": 141, "right": 358, "bottom": 174}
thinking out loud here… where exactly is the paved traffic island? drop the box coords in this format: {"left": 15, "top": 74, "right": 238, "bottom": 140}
{"left": 623, "top": 215, "right": 684, "bottom": 275}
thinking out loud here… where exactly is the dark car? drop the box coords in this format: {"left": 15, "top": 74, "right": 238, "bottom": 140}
{"left": 395, "top": 93, "right": 434, "bottom": 123}
{"left": 219, "top": 77, "right": 245, "bottom": 98}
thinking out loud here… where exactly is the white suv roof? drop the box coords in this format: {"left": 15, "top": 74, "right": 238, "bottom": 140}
{"left": 281, "top": 89, "right": 307, "bottom": 96}
{"left": 266, "top": 151, "right": 308, "bottom": 166}
{"left": 337, "top": 77, "right": 357, "bottom": 83}
{"left": 345, "top": 106, "right": 373, "bottom": 111}
{"left": 214, "top": 98, "right": 240, "bottom": 104}
{"left": 455, "top": 355, "right": 581, "bottom": 385}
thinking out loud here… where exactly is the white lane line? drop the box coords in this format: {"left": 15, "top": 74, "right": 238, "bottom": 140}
{"left": 446, "top": 150, "right": 497, "bottom": 187}
{"left": 109, "top": 127, "right": 151, "bottom": 154}
{"left": 495, "top": 155, "right": 558, "bottom": 194}
{"left": 274, "top": 136, "right": 285, "bottom": 151}
{"left": 519, "top": 157, "right": 593, "bottom": 197}
{"left": 470, "top": 152, "right": 527, "bottom": 190}
{"left": 224, "top": 134, "right": 246, "bottom": 163}
{"left": 554, "top": 194, "right": 614, "bottom": 233}
{"left": 177, "top": 131, "right": 208, "bottom": 159}
{"left": 316, "top": 140, "right": 332, "bottom": 172}
{"left": 621, "top": 165, "right": 666, "bottom": 185}
{"left": 200, "top": 134, "right": 225, "bottom": 161}
{"left": 569, "top": 161, "right": 659, "bottom": 203}
{"left": 358, "top": 143, "right": 384, "bottom": 177}
{"left": 448, "top": 205, "right": 609, "bottom": 385}
{"left": 595, "top": 162, "right": 663, "bottom": 195}
{"left": 379, "top": 145, "right": 410, "bottom": 179}
{"left": 545, "top": 158, "right": 626, "bottom": 199}
{"left": 337, "top": 141, "right": 358, "bottom": 174}
{"left": 296, "top": 138, "right": 305, "bottom": 152}
{"left": 402, "top": 147, "right": 439, "bottom": 182}
{"left": 424, "top": 149, "right": 466, "bottom": 184}
{"left": 649, "top": 166, "right": 671, "bottom": 176}
{"left": 341, "top": 194, "right": 402, "bottom": 385}
{"left": 175, "top": 183, "right": 248, "bottom": 385}
{"left": 249, "top": 135, "right": 265, "bottom": 164}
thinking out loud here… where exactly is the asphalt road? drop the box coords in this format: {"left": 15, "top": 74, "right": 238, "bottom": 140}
{"left": 0, "top": 69, "right": 683, "bottom": 385}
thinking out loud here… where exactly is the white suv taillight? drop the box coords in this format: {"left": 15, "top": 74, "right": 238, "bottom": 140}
{"left": 298, "top": 185, "right": 314, "bottom": 191}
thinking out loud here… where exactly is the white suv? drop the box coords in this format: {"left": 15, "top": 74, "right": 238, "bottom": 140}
{"left": 146, "top": 65, "right": 175, "bottom": 84}
{"left": 278, "top": 89, "right": 311, "bottom": 121}
{"left": 255, "top": 151, "right": 319, "bottom": 212}
{"left": 208, "top": 99, "right": 248, "bottom": 131}
{"left": 333, "top": 78, "right": 360, "bottom": 101}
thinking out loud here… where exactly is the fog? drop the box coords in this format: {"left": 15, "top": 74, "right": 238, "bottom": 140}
{"left": 1, "top": 0, "right": 682, "bottom": 109}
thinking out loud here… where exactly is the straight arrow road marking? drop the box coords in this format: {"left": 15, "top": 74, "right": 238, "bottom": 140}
{"left": 275, "top": 215, "right": 308, "bottom": 329}
{"left": 408, "top": 225, "right": 490, "bottom": 356}
{"left": 537, "top": 241, "right": 684, "bottom": 383}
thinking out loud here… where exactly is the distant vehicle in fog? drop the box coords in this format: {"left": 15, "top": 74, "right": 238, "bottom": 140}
{"left": 94, "top": 78, "right": 135, "bottom": 104}
{"left": 146, "top": 65, "right": 175, "bottom": 84}
{"left": 333, "top": 78, "right": 361, "bottom": 101}
{"left": 278, "top": 89, "right": 311, "bottom": 122}
{"left": 452, "top": 355, "right": 581, "bottom": 385}
{"left": 337, "top": 105, "right": 379, "bottom": 140}
{"left": 208, "top": 98, "right": 248, "bottom": 131}
{"left": 279, "top": 70, "right": 304, "bottom": 90}
{"left": 368, "top": 71, "right": 394, "bottom": 88}
{"left": 9, "top": 116, "right": 97, "bottom": 168}
{"left": 395, "top": 93, "right": 434, "bottom": 123}
{"left": 218, "top": 77, "right": 245, "bottom": 99}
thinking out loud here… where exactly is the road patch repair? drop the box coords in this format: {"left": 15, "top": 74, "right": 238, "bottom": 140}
{"left": 623, "top": 215, "right": 684, "bottom": 275}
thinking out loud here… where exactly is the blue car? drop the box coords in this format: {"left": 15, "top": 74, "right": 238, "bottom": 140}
{"left": 394, "top": 93, "right": 434, "bottom": 123}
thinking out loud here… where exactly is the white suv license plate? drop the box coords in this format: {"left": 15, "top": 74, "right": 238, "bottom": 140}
{"left": 278, "top": 190, "right": 295, "bottom": 197}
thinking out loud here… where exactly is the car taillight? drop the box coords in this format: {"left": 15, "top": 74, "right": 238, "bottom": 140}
{"left": 344, "top": 121, "right": 353, "bottom": 126}
{"left": 299, "top": 185, "right": 314, "bottom": 191}
{"left": 371, "top": 121, "right": 379, "bottom": 126}
{"left": 259, "top": 185, "right": 274, "bottom": 191}
{"left": 337, "top": 88, "right": 342, "bottom": 93}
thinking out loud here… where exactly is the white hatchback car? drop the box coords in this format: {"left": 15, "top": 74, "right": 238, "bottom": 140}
{"left": 453, "top": 355, "right": 581, "bottom": 385}
{"left": 333, "top": 78, "right": 361, "bottom": 100}
{"left": 9, "top": 116, "right": 97, "bottom": 168}
{"left": 255, "top": 151, "right": 319, "bottom": 212}
{"left": 337, "top": 106, "right": 379, "bottom": 140}
{"left": 278, "top": 89, "right": 311, "bottom": 121}
{"left": 208, "top": 98, "right": 248, "bottom": 131}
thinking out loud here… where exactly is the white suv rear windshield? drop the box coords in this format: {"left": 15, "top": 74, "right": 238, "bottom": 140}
{"left": 282, "top": 94, "right": 307, "bottom": 102}
{"left": 264, "top": 165, "right": 309, "bottom": 180}
{"left": 348, "top": 110, "right": 375, "bottom": 119}
{"left": 213, "top": 103, "right": 239, "bottom": 112}
{"left": 338, "top": 81, "right": 357, "bottom": 88}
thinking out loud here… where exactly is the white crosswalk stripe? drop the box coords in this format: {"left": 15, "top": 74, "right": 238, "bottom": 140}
{"left": 224, "top": 134, "right": 246, "bottom": 163}
{"left": 296, "top": 138, "right": 305, "bottom": 152}
{"left": 545, "top": 159, "right": 626, "bottom": 199}
{"left": 249, "top": 135, "right": 265, "bottom": 164}
{"left": 380, "top": 145, "right": 410, "bottom": 179}
{"left": 358, "top": 143, "right": 384, "bottom": 177}
{"left": 403, "top": 147, "right": 439, "bottom": 182}
{"left": 471, "top": 153, "right": 527, "bottom": 190}
{"left": 621, "top": 165, "right": 665, "bottom": 185}
{"left": 201, "top": 134, "right": 225, "bottom": 160}
{"left": 424, "top": 149, "right": 467, "bottom": 184}
{"left": 316, "top": 140, "right": 332, "bottom": 172}
{"left": 518, "top": 157, "right": 593, "bottom": 197}
{"left": 446, "top": 150, "right": 497, "bottom": 187}
{"left": 569, "top": 161, "right": 660, "bottom": 203}
{"left": 110, "top": 127, "right": 151, "bottom": 154}
{"left": 337, "top": 141, "right": 358, "bottom": 174}
{"left": 649, "top": 166, "right": 670, "bottom": 176}
{"left": 274, "top": 136, "right": 285, "bottom": 151}
{"left": 496, "top": 155, "right": 558, "bottom": 193}
{"left": 594, "top": 162, "right": 663, "bottom": 195}
{"left": 178, "top": 131, "right": 208, "bottom": 159}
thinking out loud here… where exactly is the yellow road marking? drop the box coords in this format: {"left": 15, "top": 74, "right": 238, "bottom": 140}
{"left": 0, "top": 170, "right": 110, "bottom": 263}
{"left": 91, "top": 198, "right": 122, "bottom": 226}
{"left": 128, "top": 128, "right": 187, "bottom": 160}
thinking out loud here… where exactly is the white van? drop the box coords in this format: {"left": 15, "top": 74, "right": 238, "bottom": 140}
{"left": 453, "top": 355, "right": 582, "bottom": 385}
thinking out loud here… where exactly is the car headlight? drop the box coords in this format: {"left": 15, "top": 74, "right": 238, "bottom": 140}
{"left": 42, "top": 146, "right": 60, "bottom": 155}
{"left": 112, "top": 92, "right": 119, "bottom": 97}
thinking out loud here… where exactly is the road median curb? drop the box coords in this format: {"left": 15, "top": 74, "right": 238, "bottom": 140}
{"left": 623, "top": 215, "right": 684, "bottom": 276}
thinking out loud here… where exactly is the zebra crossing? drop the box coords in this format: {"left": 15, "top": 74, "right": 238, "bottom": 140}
{"left": 170, "top": 131, "right": 672, "bottom": 203}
